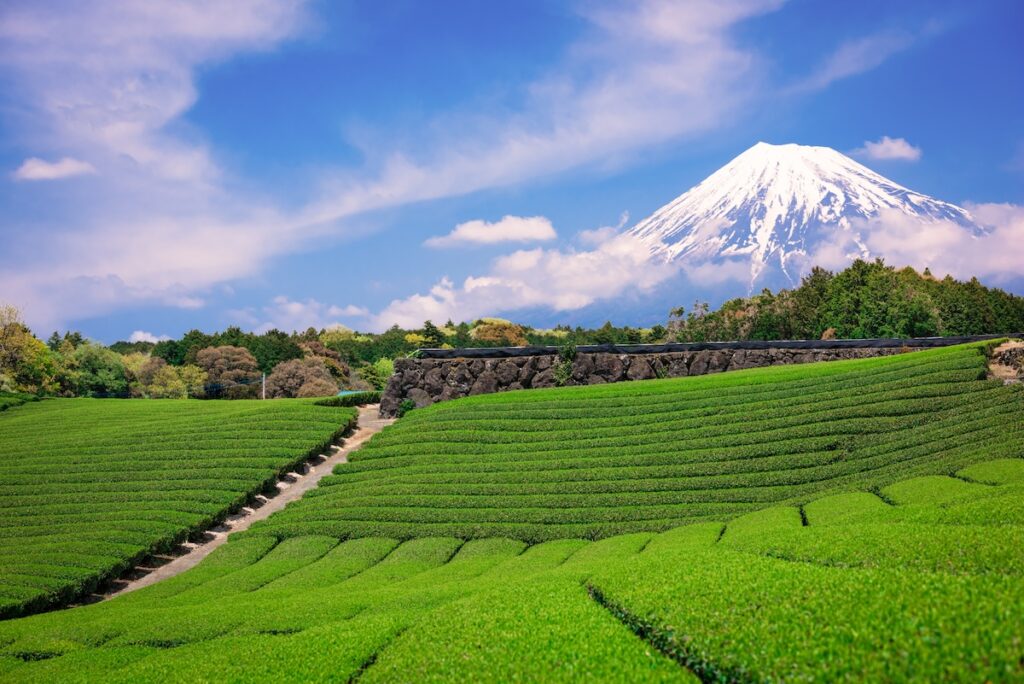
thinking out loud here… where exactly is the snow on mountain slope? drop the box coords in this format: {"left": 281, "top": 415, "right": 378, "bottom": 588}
{"left": 628, "top": 142, "right": 980, "bottom": 287}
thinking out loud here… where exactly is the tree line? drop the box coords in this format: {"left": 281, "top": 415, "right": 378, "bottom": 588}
{"left": 670, "top": 260, "right": 1024, "bottom": 342}
{"left": 6, "top": 260, "right": 1020, "bottom": 399}
{"left": 0, "top": 308, "right": 668, "bottom": 399}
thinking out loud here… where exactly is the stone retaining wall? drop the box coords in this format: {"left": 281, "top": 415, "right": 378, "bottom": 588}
{"left": 379, "top": 335, "right": 1015, "bottom": 417}
{"left": 381, "top": 344, "right": 901, "bottom": 417}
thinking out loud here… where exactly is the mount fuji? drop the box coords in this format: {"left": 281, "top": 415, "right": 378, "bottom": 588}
{"left": 628, "top": 142, "right": 982, "bottom": 289}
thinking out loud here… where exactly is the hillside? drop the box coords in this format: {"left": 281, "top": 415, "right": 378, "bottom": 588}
{"left": 250, "top": 341, "right": 1023, "bottom": 542}
{"left": 0, "top": 343, "right": 1021, "bottom": 681}
{"left": 0, "top": 343, "right": 1020, "bottom": 679}
{"left": 0, "top": 399, "right": 357, "bottom": 618}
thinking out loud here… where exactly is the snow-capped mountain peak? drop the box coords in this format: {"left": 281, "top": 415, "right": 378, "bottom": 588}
{"left": 628, "top": 142, "right": 978, "bottom": 286}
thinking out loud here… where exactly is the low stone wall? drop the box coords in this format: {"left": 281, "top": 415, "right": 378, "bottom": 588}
{"left": 378, "top": 335, "right": 1014, "bottom": 417}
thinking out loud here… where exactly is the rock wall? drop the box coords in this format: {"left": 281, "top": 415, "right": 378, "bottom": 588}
{"left": 380, "top": 344, "right": 910, "bottom": 417}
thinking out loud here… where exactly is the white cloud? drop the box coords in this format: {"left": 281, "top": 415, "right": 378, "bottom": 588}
{"left": 232, "top": 295, "right": 369, "bottom": 334}
{"left": 853, "top": 136, "right": 922, "bottom": 162}
{"left": 128, "top": 330, "right": 171, "bottom": 343}
{"left": 803, "top": 204, "right": 1024, "bottom": 285}
{"left": 13, "top": 157, "right": 96, "bottom": 180}
{"left": 683, "top": 258, "right": 753, "bottom": 286}
{"left": 424, "top": 215, "right": 556, "bottom": 248}
{"left": 300, "top": 0, "right": 784, "bottom": 228}
{"left": 369, "top": 234, "right": 678, "bottom": 330}
{"left": 577, "top": 211, "right": 629, "bottom": 246}
{"left": 790, "top": 29, "right": 916, "bottom": 92}
{"left": 0, "top": 0, "right": 949, "bottom": 334}
{"left": 0, "top": 1, "right": 311, "bottom": 331}
{"left": 2, "top": 0, "right": 781, "bottom": 331}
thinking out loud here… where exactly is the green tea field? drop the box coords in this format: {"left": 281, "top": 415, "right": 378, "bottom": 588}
{"left": 0, "top": 342, "right": 1021, "bottom": 681}
{"left": 255, "top": 342, "right": 1023, "bottom": 540}
{"left": 0, "top": 399, "right": 357, "bottom": 618}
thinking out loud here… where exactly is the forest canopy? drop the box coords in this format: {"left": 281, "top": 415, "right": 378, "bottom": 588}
{"left": 671, "top": 259, "right": 1024, "bottom": 342}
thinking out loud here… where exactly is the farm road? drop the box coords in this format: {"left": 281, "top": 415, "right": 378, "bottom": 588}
{"left": 105, "top": 404, "right": 394, "bottom": 598}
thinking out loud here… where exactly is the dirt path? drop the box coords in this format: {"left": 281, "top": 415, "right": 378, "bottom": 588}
{"left": 103, "top": 404, "right": 394, "bottom": 599}
{"left": 989, "top": 340, "right": 1024, "bottom": 384}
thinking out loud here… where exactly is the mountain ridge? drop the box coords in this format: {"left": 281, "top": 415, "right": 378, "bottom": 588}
{"left": 627, "top": 142, "right": 981, "bottom": 289}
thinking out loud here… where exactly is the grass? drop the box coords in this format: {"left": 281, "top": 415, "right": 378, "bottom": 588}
{"left": 0, "top": 398, "right": 357, "bottom": 618}
{"left": 0, "top": 461, "right": 1020, "bottom": 681}
{"left": 249, "top": 342, "right": 1024, "bottom": 542}
{"left": 0, "top": 342, "right": 1021, "bottom": 681}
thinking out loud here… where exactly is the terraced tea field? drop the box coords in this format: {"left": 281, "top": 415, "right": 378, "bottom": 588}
{"left": 0, "top": 342, "right": 1021, "bottom": 681}
{"left": 0, "top": 399, "right": 357, "bottom": 618}
{"left": 254, "top": 342, "right": 1024, "bottom": 541}
{"left": 0, "top": 459, "right": 1021, "bottom": 681}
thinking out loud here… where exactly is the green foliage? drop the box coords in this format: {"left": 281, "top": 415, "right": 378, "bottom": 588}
{"left": 2, "top": 460, "right": 1022, "bottom": 680}
{"left": 247, "top": 342, "right": 1024, "bottom": 543}
{"left": 265, "top": 358, "right": 338, "bottom": 399}
{"left": 0, "top": 391, "right": 38, "bottom": 411}
{"left": 314, "top": 391, "right": 382, "bottom": 407}
{"left": 554, "top": 341, "right": 577, "bottom": 387}
{"left": 151, "top": 327, "right": 301, "bottom": 373}
{"left": 72, "top": 343, "right": 128, "bottom": 397}
{"left": 396, "top": 398, "right": 416, "bottom": 418}
{"left": 357, "top": 358, "right": 395, "bottom": 391}
{"left": 672, "top": 259, "right": 1024, "bottom": 341}
{"left": 420, "top": 320, "right": 447, "bottom": 347}
{"left": 195, "top": 345, "right": 261, "bottom": 399}
{"left": 0, "top": 400, "right": 357, "bottom": 617}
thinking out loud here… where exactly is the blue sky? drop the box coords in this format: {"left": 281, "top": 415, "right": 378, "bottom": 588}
{"left": 1, "top": 0, "right": 1022, "bottom": 342}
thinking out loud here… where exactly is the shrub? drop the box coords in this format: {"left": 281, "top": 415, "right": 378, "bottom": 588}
{"left": 73, "top": 342, "right": 128, "bottom": 397}
{"left": 297, "top": 377, "right": 341, "bottom": 398}
{"left": 148, "top": 365, "right": 187, "bottom": 399}
{"left": 266, "top": 358, "right": 338, "bottom": 399}
{"left": 396, "top": 399, "right": 416, "bottom": 418}
{"left": 197, "top": 346, "right": 261, "bottom": 399}
{"left": 315, "top": 391, "right": 382, "bottom": 407}
{"left": 554, "top": 342, "right": 577, "bottom": 387}
{"left": 358, "top": 358, "right": 395, "bottom": 391}
{"left": 471, "top": 319, "right": 528, "bottom": 346}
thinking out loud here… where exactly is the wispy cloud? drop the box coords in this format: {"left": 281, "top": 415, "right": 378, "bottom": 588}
{"left": 231, "top": 296, "right": 369, "bottom": 334}
{"left": 13, "top": 157, "right": 96, "bottom": 180}
{"left": 0, "top": 0, "right": 310, "bottom": 330}
{"left": 788, "top": 24, "right": 937, "bottom": 93}
{"left": 1, "top": 0, "right": 787, "bottom": 332}
{"left": 424, "top": 215, "right": 556, "bottom": 248}
{"left": 301, "top": 0, "right": 784, "bottom": 228}
{"left": 853, "top": 136, "right": 922, "bottom": 162}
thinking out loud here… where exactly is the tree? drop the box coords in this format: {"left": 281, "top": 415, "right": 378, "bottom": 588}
{"left": 137, "top": 356, "right": 168, "bottom": 388}
{"left": 358, "top": 357, "right": 394, "bottom": 391}
{"left": 265, "top": 358, "right": 337, "bottom": 398}
{"left": 50, "top": 339, "right": 80, "bottom": 397}
{"left": 45, "top": 330, "right": 84, "bottom": 352}
{"left": 179, "top": 365, "right": 208, "bottom": 398}
{"left": 320, "top": 325, "right": 355, "bottom": 347}
{"left": 72, "top": 343, "right": 128, "bottom": 397}
{"left": 148, "top": 365, "right": 187, "bottom": 399}
{"left": 120, "top": 352, "right": 153, "bottom": 397}
{"left": 647, "top": 325, "right": 668, "bottom": 342}
{"left": 299, "top": 340, "right": 352, "bottom": 384}
{"left": 296, "top": 376, "right": 339, "bottom": 398}
{"left": 471, "top": 319, "right": 528, "bottom": 346}
{"left": 196, "top": 346, "right": 260, "bottom": 399}
{"left": 246, "top": 329, "right": 303, "bottom": 373}
{"left": 421, "top": 320, "right": 446, "bottom": 347}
